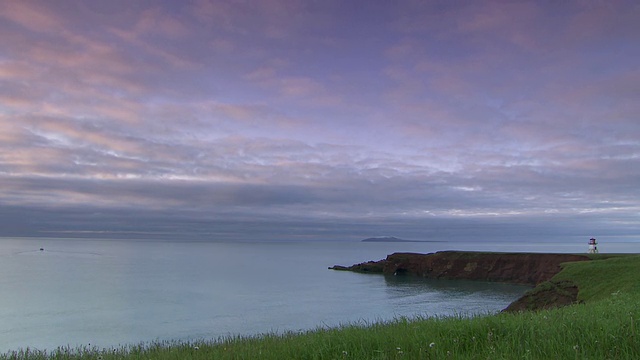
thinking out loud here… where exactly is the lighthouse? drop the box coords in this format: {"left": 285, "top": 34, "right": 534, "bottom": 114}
{"left": 588, "top": 238, "right": 598, "bottom": 254}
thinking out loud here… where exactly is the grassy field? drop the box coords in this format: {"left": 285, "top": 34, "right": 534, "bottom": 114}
{"left": 3, "top": 254, "right": 639, "bottom": 359}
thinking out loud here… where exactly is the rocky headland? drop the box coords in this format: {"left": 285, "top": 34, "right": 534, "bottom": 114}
{"left": 330, "top": 251, "right": 591, "bottom": 311}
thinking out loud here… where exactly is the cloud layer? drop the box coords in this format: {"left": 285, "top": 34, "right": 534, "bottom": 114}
{"left": 1, "top": 0, "right": 639, "bottom": 241}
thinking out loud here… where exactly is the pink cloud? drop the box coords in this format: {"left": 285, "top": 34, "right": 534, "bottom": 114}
{"left": 189, "top": 0, "right": 297, "bottom": 37}
{"left": 134, "top": 7, "right": 190, "bottom": 39}
{"left": 108, "top": 28, "right": 197, "bottom": 69}
{"left": 0, "top": 61, "right": 34, "bottom": 80}
{"left": 244, "top": 66, "right": 278, "bottom": 81}
{"left": 563, "top": 0, "right": 639, "bottom": 45}
{"left": 244, "top": 63, "right": 343, "bottom": 108}
{"left": 0, "top": 1, "right": 62, "bottom": 33}
{"left": 279, "top": 77, "right": 324, "bottom": 97}
{"left": 191, "top": 100, "right": 305, "bottom": 133}
{"left": 457, "top": 1, "right": 538, "bottom": 33}
{"left": 189, "top": 0, "right": 235, "bottom": 27}
{"left": 0, "top": 118, "right": 29, "bottom": 146}
{"left": 25, "top": 118, "right": 143, "bottom": 156}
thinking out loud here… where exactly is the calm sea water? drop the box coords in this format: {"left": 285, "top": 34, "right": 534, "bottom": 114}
{"left": 1, "top": 238, "right": 638, "bottom": 352}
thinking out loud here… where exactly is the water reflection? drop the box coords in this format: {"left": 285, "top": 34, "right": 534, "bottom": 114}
{"left": 382, "top": 274, "right": 531, "bottom": 315}
{"left": 383, "top": 274, "right": 531, "bottom": 295}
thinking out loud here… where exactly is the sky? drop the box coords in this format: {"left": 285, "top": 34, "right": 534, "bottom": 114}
{"left": 1, "top": 0, "right": 639, "bottom": 242}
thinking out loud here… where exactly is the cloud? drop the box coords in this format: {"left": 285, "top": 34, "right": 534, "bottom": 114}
{"left": 0, "top": 0, "right": 638, "bottom": 241}
{"left": 0, "top": 1, "right": 63, "bottom": 33}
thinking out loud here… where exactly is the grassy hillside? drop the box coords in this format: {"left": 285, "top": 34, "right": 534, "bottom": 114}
{"left": 4, "top": 255, "right": 640, "bottom": 359}
{"left": 554, "top": 254, "right": 640, "bottom": 302}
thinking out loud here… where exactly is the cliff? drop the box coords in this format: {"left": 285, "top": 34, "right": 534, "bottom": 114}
{"left": 330, "top": 251, "right": 592, "bottom": 311}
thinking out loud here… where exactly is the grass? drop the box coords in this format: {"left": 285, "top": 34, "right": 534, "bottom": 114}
{"left": 554, "top": 254, "right": 640, "bottom": 302}
{"left": 3, "top": 255, "right": 640, "bottom": 359}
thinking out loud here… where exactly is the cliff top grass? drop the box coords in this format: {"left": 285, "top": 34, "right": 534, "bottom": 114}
{"left": 3, "top": 253, "right": 640, "bottom": 360}
{"left": 554, "top": 253, "right": 640, "bottom": 302}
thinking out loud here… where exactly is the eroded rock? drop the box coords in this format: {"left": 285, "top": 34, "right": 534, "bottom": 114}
{"left": 331, "top": 251, "right": 592, "bottom": 311}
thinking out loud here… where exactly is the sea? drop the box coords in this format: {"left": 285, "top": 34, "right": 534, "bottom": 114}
{"left": 1, "top": 237, "right": 639, "bottom": 353}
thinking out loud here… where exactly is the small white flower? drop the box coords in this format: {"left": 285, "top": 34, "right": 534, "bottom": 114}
{"left": 193, "top": 346, "right": 200, "bottom": 350}
{"left": 429, "top": 342, "right": 436, "bottom": 348}
{"left": 342, "top": 350, "right": 348, "bottom": 356}
{"left": 573, "top": 345, "right": 579, "bottom": 351}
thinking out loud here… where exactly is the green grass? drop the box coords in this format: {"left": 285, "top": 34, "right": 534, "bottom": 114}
{"left": 4, "top": 255, "right": 640, "bottom": 359}
{"left": 554, "top": 254, "right": 640, "bottom": 302}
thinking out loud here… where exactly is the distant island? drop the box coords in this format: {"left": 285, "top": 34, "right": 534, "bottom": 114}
{"left": 361, "top": 236, "right": 434, "bottom": 243}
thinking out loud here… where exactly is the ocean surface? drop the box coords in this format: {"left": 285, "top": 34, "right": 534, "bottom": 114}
{"left": 1, "top": 237, "right": 638, "bottom": 352}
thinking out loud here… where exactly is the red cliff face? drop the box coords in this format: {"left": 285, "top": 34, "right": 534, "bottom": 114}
{"left": 383, "top": 251, "right": 590, "bottom": 285}
{"left": 332, "top": 251, "right": 590, "bottom": 286}
{"left": 330, "top": 251, "right": 592, "bottom": 311}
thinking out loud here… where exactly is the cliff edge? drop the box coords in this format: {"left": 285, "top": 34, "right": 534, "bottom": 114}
{"left": 330, "top": 251, "right": 591, "bottom": 311}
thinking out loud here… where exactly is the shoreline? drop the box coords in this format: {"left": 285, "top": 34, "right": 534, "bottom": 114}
{"left": 330, "top": 250, "right": 609, "bottom": 311}
{"left": 3, "top": 252, "right": 640, "bottom": 358}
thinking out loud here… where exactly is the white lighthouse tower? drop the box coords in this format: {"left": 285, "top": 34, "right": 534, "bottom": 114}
{"left": 588, "top": 237, "right": 598, "bottom": 254}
